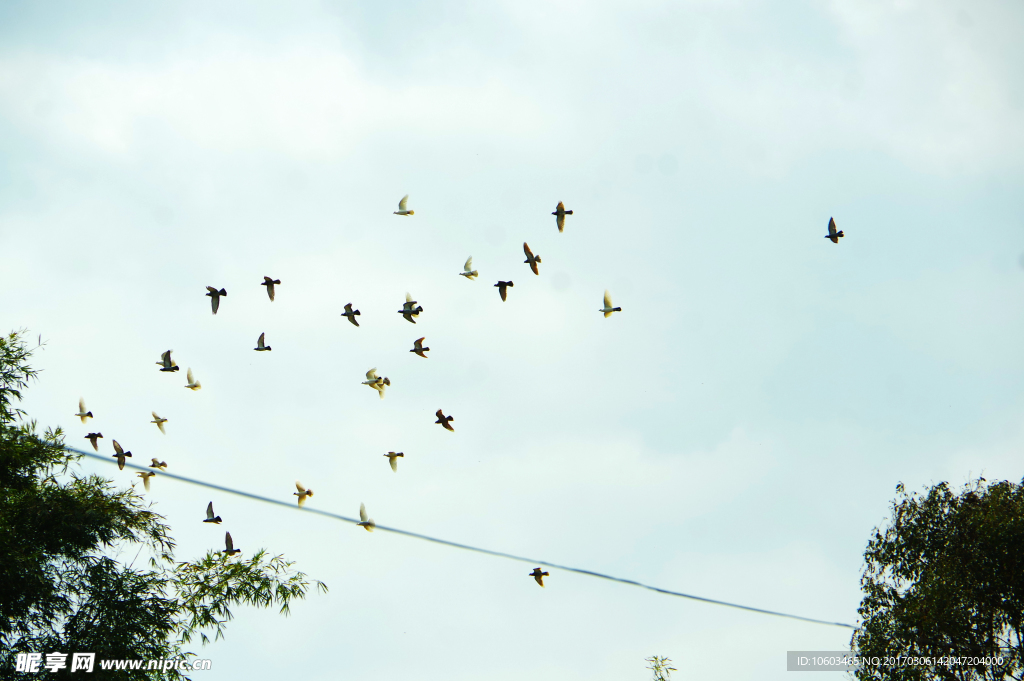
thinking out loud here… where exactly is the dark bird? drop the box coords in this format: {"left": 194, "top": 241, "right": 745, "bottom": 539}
{"left": 495, "top": 280, "right": 513, "bottom": 301}
{"left": 410, "top": 337, "right": 429, "bottom": 358}
{"left": 205, "top": 286, "right": 227, "bottom": 314}
{"left": 254, "top": 332, "right": 272, "bottom": 351}
{"left": 75, "top": 398, "right": 93, "bottom": 423}
{"left": 261, "top": 276, "right": 281, "bottom": 301}
{"left": 157, "top": 350, "right": 180, "bottom": 372}
{"left": 341, "top": 303, "right": 362, "bottom": 327}
{"left": 385, "top": 451, "right": 404, "bottom": 472}
{"left": 523, "top": 243, "right": 541, "bottom": 275}
{"left": 398, "top": 293, "right": 423, "bottom": 323}
{"left": 435, "top": 409, "right": 454, "bottom": 431}
{"left": 204, "top": 501, "right": 222, "bottom": 524}
{"left": 825, "top": 217, "right": 844, "bottom": 244}
{"left": 223, "top": 531, "right": 241, "bottom": 555}
{"left": 112, "top": 440, "right": 132, "bottom": 471}
{"left": 552, "top": 201, "right": 573, "bottom": 232}
{"left": 150, "top": 458, "right": 167, "bottom": 470}
{"left": 530, "top": 567, "right": 549, "bottom": 587}
{"left": 85, "top": 433, "right": 103, "bottom": 451}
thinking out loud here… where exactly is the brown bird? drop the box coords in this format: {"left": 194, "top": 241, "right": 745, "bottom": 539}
{"left": 341, "top": 303, "right": 361, "bottom": 327}
{"left": 74, "top": 398, "right": 93, "bottom": 423}
{"left": 205, "top": 286, "right": 227, "bottom": 314}
{"left": 261, "top": 276, "right": 281, "bottom": 301}
{"left": 385, "top": 451, "right": 404, "bottom": 472}
{"left": 523, "top": 243, "right": 541, "bottom": 275}
{"left": 530, "top": 567, "right": 549, "bottom": 587}
{"left": 495, "top": 280, "right": 513, "bottom": 301}
{"left": 84, "top": 433, "right": 103, "bottom": 451}
{"left": 136, "top": 471, "right": 155, "bottom": 491}
{"left": 552, "top": 201, "right": 573, "bottom": 232}
{"left": 203, "top": 501, "right": 222, "bottom": 524}
{"left": 435, "top": 409, "right": 454, "bottom": 431}
{"left": 150, "top": 458, "right": 168, "bottom": 470}
{"left": 825, "top": 217, "right": 844, "bottom": 244}
{"left": 223, "top": 531, "right": 241, "bottom": 555}
{"left": 410, "top": 337, "right": 429, "bottom": 358}
{"left": 112, "top": 440, "right": 132, "bottom": 471}
{"left": 294, "top": 481, "right": 314, "bottom": 507}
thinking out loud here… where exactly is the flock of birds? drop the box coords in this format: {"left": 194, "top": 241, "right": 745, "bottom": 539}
{"left": 71, "top": 196, "right": 845, "bottom": 588}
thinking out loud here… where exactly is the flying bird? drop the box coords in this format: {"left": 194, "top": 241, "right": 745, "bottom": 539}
{"left": 150, "top": 458, "right": 167, "bottom": 470}
{"left": 84, "top": 433, "right": 103, "bottom": 451}
{"left": 825, "top": 217, "right": 844, "bottom": 244}
{"left": 530, "top": 567, "right": 550, "bottom": 587}
{"left": 294, "top": 481, "right": 314, "bottom": 507}
{"left": 223, "top": 532, "right": 240, "bottom": 555}
{"left": 254, "top": 332, "right": 272, "bottom": 352}
{"left": 494, "top": 280, "right": 513, "bottom": 301}
{"left": 157, "top": 350, "right": 180, "bottom": 372}
{"left": 410, "top": 337, "right": 429, "bottom": 358}
{"left": 75, "top": 398, "right": 93, "bottom": 423}
{"left": 362, "top": 368, "right": 391, "bottom": 398}
{"left": 205, "top": 286, "right": 227, "bottom": 314}
{"left": 261, "top": 276, "right": 281, "bottom": 301}
{"left": 151, "top": 412, "right": 168, "bottom": 434}
{"left": 552, "top": 201, "right": 573, "bottom": 232}
{"left": 341, "top": 303, "right": 361, "bottom": 327}
{"left": 398, "top": 293, "right": 423, "bottom": 323}
{"left": 600, "top": 290, "right": 622, "bottom": 318}
{"left": 393, "top": 194, "right": 414, "bottom": 216}
{"left": 435, "top": 409, "right": 454, "bottom": 431}
{"left": 184, "top": 368, "right": 201, "bottom": 390}
{"left": 385, "top": 451, "right": 404, "bottom": 472}
{"left": 112, "top": 440, "right": 132, "bottom": 471}
{"left": 204, "top": 502, "right": 222, "bottom": 524}
{"left": 523, "top": 243, "right": 542, "bottom": 275}
{"left": 460, "top": 257, "right": 478, "bottom": 280}
{"left": 136, "top": 471, "right": 155, "bottom": 491}
{"left": 357, "top": 503, "right": 375, "bottom": 532}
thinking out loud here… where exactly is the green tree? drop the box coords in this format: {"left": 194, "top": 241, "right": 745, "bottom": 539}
{"left": 646, "top": 655, "right": 676, "bottom": 680}
{"left": 852, "top": 479, "right": 1024, "bottom": 680}
{"left": 0, "top": 330, "right": 326, "bottom": 678}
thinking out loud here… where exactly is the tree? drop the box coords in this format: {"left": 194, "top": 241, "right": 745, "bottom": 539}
{"left": 646, "top": 655, "right": 676, "bottom": 680}
{"left": 852, "top": 478, "right": 1024, "bottom": 680}
{"left": 0, "top": 330, "right": 326, "bottom": 678}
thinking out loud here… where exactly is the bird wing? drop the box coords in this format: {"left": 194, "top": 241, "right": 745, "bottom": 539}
{"left": 186, "top": 368, "right": 194, "bottom": 384}
{"left": 113, "top": 440, "right": 123, "bottom": 455}
{"left": 359, "top": 503, "right": 368, "bottom": 522}
{"left": 390, "top": 456, "right": 398, "bottom": 472}
{"left": 267, "top": 284, "right": 275, "bottom": 301}
{"left": 828, "top": 217, "right": 837, "bottom": 236}
{"left": 604, "top": 290, "right": 612, "bottom": 308}
{"left": 295, "top": 481, "right": 307, "bottom": 493}
{"left": 257, "top": 332, "right": 265, "bottom": 348}
{"left": 225, "top": 532, "right": 234, "bottom": 551}
{"left": 556, "top": 214, "right": 565, "bottom": 232}
{"left": 405, "top": 292, "right": 414, "bottom": 304}
{"left": 464, "top": 256, "right": 473, "bottom": 271}
{"left": 298, "top": 494, "right": 307, "bottom": 507}
{"left": 79, "top": 398, "right": 86, "bottom": 413}
{"left": 530, "top": 261, "right": 538, "bottom": 275}
{"left": 206, "top": 286, "right": 218, "bottom": 294}
{"left": 366, "top": 368, "right": 378, "bottom": 380}
{"left": 206, "top": 502, "right": 215, "bottom": 519}
{"left": 414, "top": 337, "right": 424, "bottom": 349}
{"left": 211, "top": 294, "right": 220, "bottom": 314}
{"left": 436, "top": 409, "right": 445, "bottom": 419}
{"left": 556, "top": 201, "right": 564, "bottom": 212}
{"left": 142, "top": 474, "right": 151, "bottom": 491}
{"left": 398, "top": 194, "right": 409, "bottom": 211}
{"left": 523, "top": 242, "right": 533, "bottom": 258}
{"left": 344, "top": 303, "right": 353, "bottom": 313}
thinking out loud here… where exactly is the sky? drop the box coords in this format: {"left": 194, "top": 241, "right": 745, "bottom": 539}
{"left": 2, "top": 0, "right": 1023, "bottom": 678}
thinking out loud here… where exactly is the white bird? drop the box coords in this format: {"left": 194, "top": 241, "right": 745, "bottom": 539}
{"left": 357, "top": 503, "right": 375, "bottom": 532}
{"left": 393, "top": 194, "right": 414, "bottom": 216}
{"left": 398, "top": 293, "right": 423, "bottom": 323}
{"left": 75, "top": 398, "right": 93, "bottom": 424}
{"left": 151, "top": 412, "right": 168, "bottom": 434}
{"left": 460, "top": 257, "right": 478, "bottom": 280}
{"left": 385, "top": 451, "right": 404, "bottom": 472}
{"left": 362, "top": 368, "right": 391, "bottom": 399}
{"left": 254, "top": 332, "right": 272, "bottom": 351}
{"left": 184, "top": 368, "right": 201, "bottom": 390}
{"left": 600, "top": 290, "right": 622, "bottom": 318}
{"left": 294, "top": 481, "right": 314, "bottom": 507}
{"left": 157, "top": 350, "right": 180, "bottom": 372}
{"left": 136, "top": 471, "right": 155, "bottom": 491}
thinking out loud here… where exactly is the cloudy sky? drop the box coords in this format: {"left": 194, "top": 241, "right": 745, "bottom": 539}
{"left": 3, "top": 0, "right": 1023, "bottom": 678}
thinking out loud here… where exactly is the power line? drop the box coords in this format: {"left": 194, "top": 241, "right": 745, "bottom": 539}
{"left": 72, "top": 447, "right": 856, "bottom": 629}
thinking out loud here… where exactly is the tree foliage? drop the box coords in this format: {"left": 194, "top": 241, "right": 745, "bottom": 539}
{"left": 852, "top": 478, "right": 1024, "bottom": 680}
{"left": 0, "top": 330, "right": 326, "bottom": 678}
